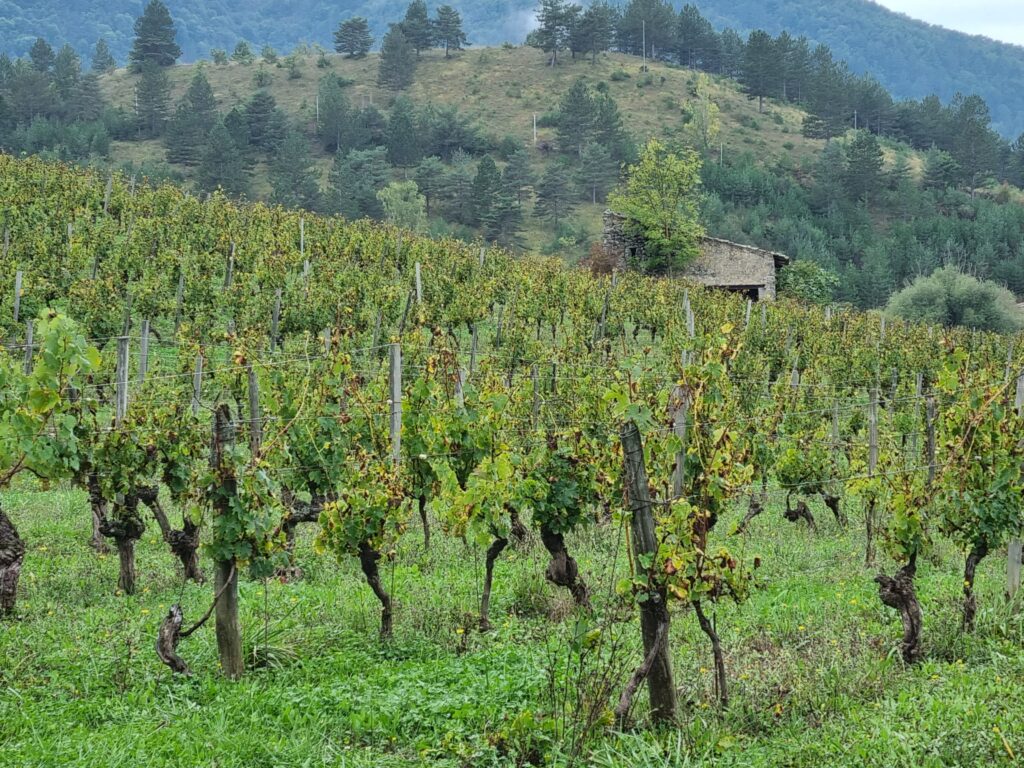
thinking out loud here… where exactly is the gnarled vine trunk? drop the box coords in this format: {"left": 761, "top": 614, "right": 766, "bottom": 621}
{"left": 784, "top": 493, "right": 816, "bottom": 532}
{"left": 539, "top": 525, "right": 590, "bottom": 608}
{"left": 480, "top": 535, "right": 508, "bottom": 632}
{"left": 98, "top": 492, "right": 146, "bottom": 595}
{"left": 693, "top": 600, "right": 728, "bottom": 707}
{"left": 875, "top": 559, "right": 922, "bottom": 663}
{"left": 962, "top": 541, "right": 989, "bottom": 633}
{"left": 822, "top": 493, "right": 846, "bottom": 527}
{"left": 359, "top": 541, "right": 393, "bottom": 639}
{"left": 0, "top": 505, "right": 25, "bottom": 617}
{"left": 138, "top": 485, "right": 203, "bottom": 583}
{"left": 86, "top": 472, "right": 109, "bottom": 553}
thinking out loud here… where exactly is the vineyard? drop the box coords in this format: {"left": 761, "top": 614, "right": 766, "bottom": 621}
{"left": 1, "top": 155, "right": 1023, "bottom": 766}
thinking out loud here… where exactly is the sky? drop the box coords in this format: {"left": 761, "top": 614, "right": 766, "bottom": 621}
{"left": 874, "top": 0, "right": 1024, "bottom": 47}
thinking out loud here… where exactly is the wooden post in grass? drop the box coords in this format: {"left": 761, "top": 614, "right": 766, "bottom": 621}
{"left": 415, "top": 262, "right": 422, "bottom": 304}
{"left": 174, "top": 271, "right": 185, "bottom": 335}
{"left": 389, "top": 343, "right": 402, "bottom": 466}
{"left": 247, "top": 364, "right": 262, "bottom": 457}
{"left": 22, "top": 320, "right": 33, "bottom": 375}
{"left": 12, "top": 270, "right": 22, "bottom": 325}
{"left": 211, "top": 404, "right": 243, "bottom": 680}
{"left": 191, "top": 354, "right": 203, "bottom": 418}
{"left": 103, "top": 174, "right": 113, "bottom": 214}
{"left": 618, "top": 420, "right": 677, "bottom": 724}
{"left": 671, "top": 387, "right": 689, "bottom": 501}
{"left": 138, "top": 319, "right": 150, "bottom": 385}
{"left": 531, "top": 364, "right": 540, "bottom": 429}
{"left": 270, "top": 289, "right": 282, "bottom": 352}
{"left": 115, "top": 336, "right": 129, "bottom": 425}
{"left": 865, "top": 389, "right": 879, "bottom": 567}
{"left": 1009, "top": 374, "right": 1024, "bottom": 599}
{"left": 469, "top": 324, "right": 478, "bottom": 377}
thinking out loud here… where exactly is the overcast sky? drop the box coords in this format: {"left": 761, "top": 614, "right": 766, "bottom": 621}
{"left": 875, "top": 1, "right": 1024, "bottom": 46}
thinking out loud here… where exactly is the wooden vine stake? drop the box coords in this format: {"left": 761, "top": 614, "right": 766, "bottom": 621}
{"left": 389, "top": 343, "right": 402, "bottom": 466}
{"left": 1009, "top": 373, "right": 1024, "bottom": 599}
{"left": 247, "top": 364, "right": 262, "bottom": 456}
{"left": 270, "top": 289, "right": 282, "bottom": 352}
{"left": 21, "top": 320, "right": 33, "bottom": 375}
{"left": 12, "top": 270, "right": 22, "bottom": 325}
{"left": 617, "top": 420, "right": 676, "bottom": 725}
{"left": 670, "top": 387, "right": 689, "bottom": 501}
{"left": 211, "top": 405, "right": 244, "bottom": 680}
{"left": 115, "top": 336, "right": 130, "bottom": 426}
{"left": 138, "top": 319, "right": 150, "bottom": 385}
{"left": 191, "top": 354, "right": 203, "bottom": 418}
{"left": 865, "top": 388, "right": 879, "bottom": 567}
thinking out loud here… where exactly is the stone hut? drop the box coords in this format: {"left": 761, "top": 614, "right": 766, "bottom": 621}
{"left": 602, "top": 211, "right": 790, "bottom": 299}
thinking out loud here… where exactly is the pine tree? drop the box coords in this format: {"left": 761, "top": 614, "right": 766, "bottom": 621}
{"left": 615, "top": 0, "right": 675, "bottom": 59}
{"left": 675, "top": 5, "right": 717, "bottom": 70}
{"left": 29, "top": 38, "right": 55, "bottom": 73}
{"left": 129, "top": 0, "right": 181, "bottom": 71}
{"left": 434, "top": 6, "right": 468, "bottom": 58}
{"left": 534, "top": 163, "right": 575, "bottom": 227}
{"left": 52, "top": 45, "right": 81, "bottom": 104}
{"left": 441, "top": 149, "right": 476, "bottom": 225}
{"left": 592, "top": 90, "right": 632, "bottom": 164}
{"left": 501, "top": 149, "right": 535, "bottom": 205}
{"left": 92, "top": 39, "right": 117, "bottom": 73}
{"left": 413, "top": 156, "right": 447, "bottom": 216}
{"left": 197, "top": 122, "right": 250, "bottom": 197}
{"left": 741, "top": 30, "right": 777, "bottom": 113}
{"left": 232, "top": 42, "right": 255, "bottom": 64}
{"left": 923, "top": 148, "right": 961, "bottom": 191}
{"left": 245, "top": 90, "right": 286, "bottom": 151}
{"left": 270, "top": 131, "right": 321, "bottom": 210}
{"left": 472, "top": 155, "right": 502, "bottom": 226}
{"left": 574, "top": 2, "right": 616, "bottom": 64}
{"left": 844, "top": 130, "right": 883, "bottom": 202}
{"left": 69, "top": 73, "right": 106, "bottom": 122}
{"left": 317, "top": 74, "right": 352, "bottom": 153}
{"left": 385, "top": 96, "right": 422, "bottom": 166}
{"left": 482, "top": 190, "right": 525, "bottom": 249}
{"left": 164, "top": 70, "right": 217, "bottom": 164}
{"left": 533, "top": 0, "right": 570, "bottom": 65}
{"left": 327, "top": 147, "right": 391, "bottom": 219}
{"left": 378, "top": 26, "right": 417, "bottom": 90}
{"left": 135, "top": 61, "right": 171, "bottom": 137}
{"left": 401, "top": 0, "right": 435, "bottom": 57}
{"left": 334, "top": 18, "right": 373, "bottom": 59}
{"left": 556, "top": 78, "right": 596, "bottom": 156}
{"left": 575, "top": 142, "right": 618, "bottom": 203}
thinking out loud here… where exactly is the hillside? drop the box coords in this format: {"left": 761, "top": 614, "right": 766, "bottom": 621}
{"left": 99, "top": 46, "right": 828, "bottom": 249}
{"left": 4, "top": 0, "right": 1024, "bottom": 136}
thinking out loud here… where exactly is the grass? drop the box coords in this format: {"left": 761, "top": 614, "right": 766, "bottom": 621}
{"left": 3, "top": 482, "right": 1022, "bottom": 767}
{"left": 97, "top": 46, "right": 832, "bottom": 253}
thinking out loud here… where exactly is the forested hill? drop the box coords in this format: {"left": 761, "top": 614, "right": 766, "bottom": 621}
{"left": 3, "top": 0, "right": 1024, "bottom": 135}
{"left": 691, "top": 0, "right": 1024, "bottom": 138}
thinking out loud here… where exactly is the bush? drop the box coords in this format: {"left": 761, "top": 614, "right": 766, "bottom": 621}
{"left": 886, "top": 266, "right": 1022, "bottom": 333}
{"left": 610, "top": 70, "right": 630, "bottom": 82}
{"left": 778, "top": 260, "right": 839, "bottom": 304}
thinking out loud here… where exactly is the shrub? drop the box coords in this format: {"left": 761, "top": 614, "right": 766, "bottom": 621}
{"left": 886, "top": 266, "right": 1022, "bottom": 333}
{"left": 778, "top": 260, "right": 840, "bottom": 304}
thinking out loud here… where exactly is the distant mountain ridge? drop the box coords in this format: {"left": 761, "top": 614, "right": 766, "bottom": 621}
{"left": 3, "top": 0, "right": 1023, "bottom": 135}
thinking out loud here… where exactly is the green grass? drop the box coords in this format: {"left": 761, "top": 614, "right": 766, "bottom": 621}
{"left": 2, "top": 485, "right": 1022, "bottom": 767}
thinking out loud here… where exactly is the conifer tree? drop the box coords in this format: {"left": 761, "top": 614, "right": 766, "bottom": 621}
{"left": 534, "top": 0, "right": 571, "bottom": 65}
{"left": 317, "top": 74, "right": 352, "bottom": 153}
{"left": 129, "top": 0, "right": 182, "bottom": 71}
{"left": 434, "top": 6, "right": 469, "bottom": 58}
{"left": 165, "top": 70, "right": 218, "bottom": 166}
{"left": 534, "top": 163, "right": 575, "bottom": 227}
{"left": 53, "top": 45, "right": 81, "bottom": 104}
{"left": 232, "top": 42, "right": 255, "bottom": 64}
{"left": 29, "top": 38, "right": 55, "bottom": 73}
{"left": 556, "top": 78, "right": 596, "bottom": 156}
{"left": 327, "top": 147, "right": 390, "bottom": 219}
{"left": 741, "top": 30, "right": 777, "bottom": 113}
{"left": 378, "top": 26, "right": 417, "bottom": 90}
{"left": 402, "top": 0, "right": 435, "bottom": 57}
{"left": 472, "top": 155, "right": 502, "bottom": 226}
{"left": 270, "top": 131, "right": 321, "bottom": 210}
{"left": 413, "top": 156, "right": 447, "bottom": 216}
{"left": 69, "top": 73, "right": 106, "bottom": 122}
{"left": 385, "top": 96, "right": 422, "bottom": 166}
{"left": 844, "top": 130, "right": 883, "bottom": 202}
{"left": 245, "top": 90, "right": 286, "bottom": 151}
{"left": 575, "top": 142, "right": 618, "bottom": 203}
{"left": 501, "top": 148, "right": 535, "bottom": 205}
{"left": 573, "top": 2, "right": 616, "bottom": 64}
{"left": 197, "top": 122, "right": 249, "bottom": 197}
{"left": 135, "top": 61, "right": 171, "bottom": 137}
{"left": 483, "top": 190, "right": 525, "bottom": 249}
{"left": 334, "top": 18, "right": 374, "bottom": 59}
{"left": 92, "top": 39, "right": 117, "bottom": 73}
